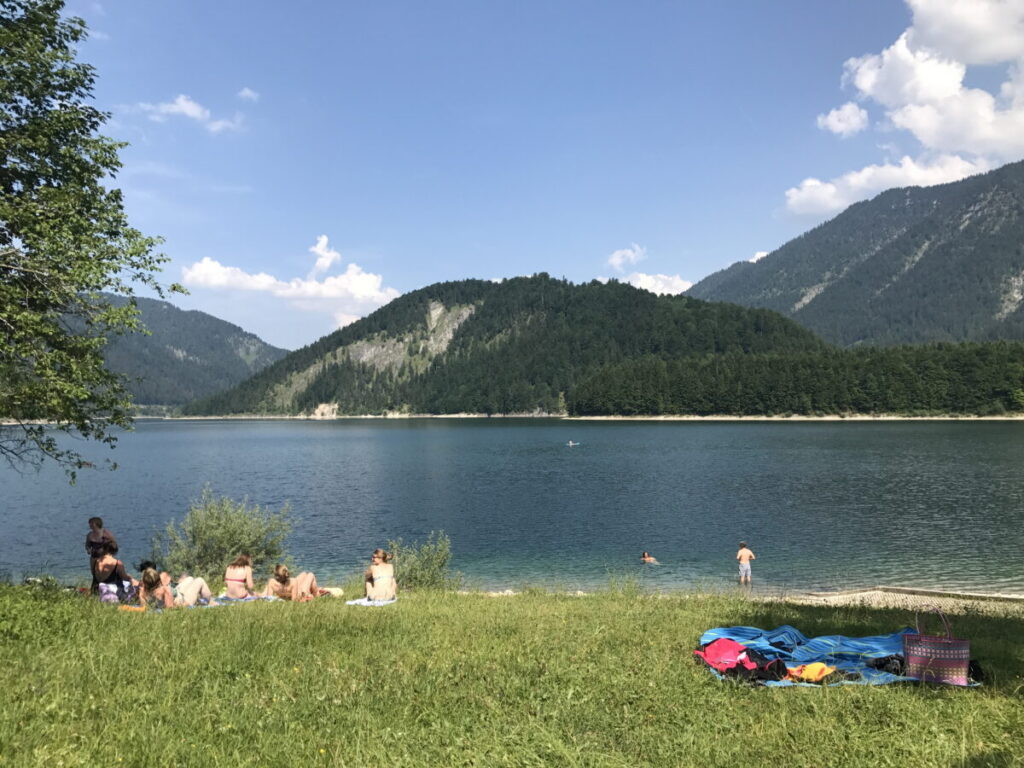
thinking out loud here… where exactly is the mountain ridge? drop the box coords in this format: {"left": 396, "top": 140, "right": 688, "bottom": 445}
{"left": 101, "top": 295, "right": 289, "bottom": 405}
{"left": 687, "top": 160, "right": 1024, "bottom": 346}
{"left": 183, "top": 274, "right": 823, "bottom": 416}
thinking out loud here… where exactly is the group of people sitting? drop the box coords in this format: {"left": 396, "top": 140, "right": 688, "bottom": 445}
{"left": 89, "top": 528, "right": 396, "bottom": 610}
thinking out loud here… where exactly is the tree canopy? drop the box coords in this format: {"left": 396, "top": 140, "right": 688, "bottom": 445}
{"left": 0, "top": 0, "right": 179, "bottom": 478}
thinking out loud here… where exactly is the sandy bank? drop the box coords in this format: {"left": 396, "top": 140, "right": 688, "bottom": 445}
{"left": 787, "top": 585, "right": 1024, "bottom": 615}
{"left": 471, "top": 585, "right": 1024, "bottom": 616}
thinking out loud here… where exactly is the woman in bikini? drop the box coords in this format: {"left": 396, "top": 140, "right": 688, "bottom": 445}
{"left": 263, "top": 564, "right": 325, "bottom": 602}
{"left": 364, "top": 548, "right": 396, "bottom": 601}
{"left": 223, "top": 554, "right": 255, "bottom": 598}
{"left": 137, "top": 568, "right": 174, "bottom": 610}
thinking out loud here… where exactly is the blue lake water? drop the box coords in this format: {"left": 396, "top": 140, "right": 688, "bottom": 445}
{"left": 2, "top": 419, "right": 1023, "bottom": 594}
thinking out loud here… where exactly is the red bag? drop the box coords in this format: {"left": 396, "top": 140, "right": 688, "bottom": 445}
{"left": 903, "top": 608, "right": 970, "bottom": 686}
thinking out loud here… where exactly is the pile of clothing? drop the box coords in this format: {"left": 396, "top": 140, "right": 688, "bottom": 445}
{"left": 694, "top": 625, "right": 980, "bottom": 687}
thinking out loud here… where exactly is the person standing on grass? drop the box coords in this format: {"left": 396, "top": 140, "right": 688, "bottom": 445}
{"left": 736, "top": 541, "right": 755, "bottom": 585}
{"left": 85, "top": 517, "right": 118, "bottom": 593}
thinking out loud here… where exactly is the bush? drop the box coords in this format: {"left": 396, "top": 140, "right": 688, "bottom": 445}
{"left": 149, "top": 488, "right": 292, "bottom": 579}
{"left": 387, "top": 530, "right": 463, "bottom": 591}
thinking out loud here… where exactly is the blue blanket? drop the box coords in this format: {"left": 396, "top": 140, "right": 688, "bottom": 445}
{"left": 697, "top": 625, "right": 919, "bottom": 686}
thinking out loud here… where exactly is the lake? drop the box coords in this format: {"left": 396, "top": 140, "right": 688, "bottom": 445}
{"left": 2, "top": 418, "right": 1022, "bottom": 594}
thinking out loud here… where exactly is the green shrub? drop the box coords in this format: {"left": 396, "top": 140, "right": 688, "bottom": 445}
{"left": 149, "top": 488, "right": 292, "bottom": 579}
{"left": 387, "top": 530, "right": 463, "bottom": 591}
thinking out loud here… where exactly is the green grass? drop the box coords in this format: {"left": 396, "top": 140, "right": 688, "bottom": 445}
{"left": 1, "top": 585, "right": 1023, "bottom": 767}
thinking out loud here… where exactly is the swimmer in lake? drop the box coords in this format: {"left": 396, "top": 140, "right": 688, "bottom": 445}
{"left": 640, "top": 551, "right": 659, "bottom": 564}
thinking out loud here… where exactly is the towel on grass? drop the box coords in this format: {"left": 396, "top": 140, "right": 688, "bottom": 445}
{"left": 696, "top": 625, "right": 923, "bottom": 686}
{"left": 214, "top": 595, "right": 277, "bottom": 605}
{"left": 345, "top": 597, "right": 397, "bottom": 607}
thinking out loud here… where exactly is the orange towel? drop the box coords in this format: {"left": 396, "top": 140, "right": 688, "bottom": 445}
{"left": 786, "top": 662, "right": 836, "bottom": 682}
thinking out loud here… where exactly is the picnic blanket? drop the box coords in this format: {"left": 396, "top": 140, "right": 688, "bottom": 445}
{"left": 696, "top": 625, "right": 922, "bottom": 686}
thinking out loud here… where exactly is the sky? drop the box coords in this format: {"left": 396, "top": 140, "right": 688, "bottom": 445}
{"left": 67, "top": 0, "right": 1024, "bottom": 349}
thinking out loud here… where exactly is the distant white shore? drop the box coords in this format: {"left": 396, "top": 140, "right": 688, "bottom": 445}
{"left": 141, "top": 412, "right": 1024, "bottom": 422}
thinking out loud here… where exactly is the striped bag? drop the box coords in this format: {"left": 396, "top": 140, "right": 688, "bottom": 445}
{"left": 903, "top": 608, "right": 970, "bottom": 686}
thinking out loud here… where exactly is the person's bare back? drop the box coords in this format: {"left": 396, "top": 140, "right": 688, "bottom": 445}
{"left": 736, "top": 541, "right": 755, "bottom": 585}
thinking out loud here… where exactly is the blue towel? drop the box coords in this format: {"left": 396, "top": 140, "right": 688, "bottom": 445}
{"left": 697, "top": 625, "right": 920, "bottom": 686}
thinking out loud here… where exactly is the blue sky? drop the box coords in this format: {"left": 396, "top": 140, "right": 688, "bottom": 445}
{"left": 69, "top": 1, "right": 1024, "bottom": 349}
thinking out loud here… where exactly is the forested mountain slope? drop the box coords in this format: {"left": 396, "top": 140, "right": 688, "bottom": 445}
{"left": 101, "top": 296, "right": 288, "bottom": 405}
{"left": 687, "top": 160, "right": 1024, "bottom": 346}
{"left": 183, "top": 274, "right": 823, "bottom": 416}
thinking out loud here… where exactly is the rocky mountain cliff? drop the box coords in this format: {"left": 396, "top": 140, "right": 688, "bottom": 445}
{"left": 183, "top": 274, "right": 823, "bottom": 416}
{"left": 687, "top": 160, "right": 1024, "bottom": 346}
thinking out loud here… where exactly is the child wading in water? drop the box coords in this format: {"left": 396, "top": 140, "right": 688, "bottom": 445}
{"left": 736, "top": 541, "right": 755, "bottom": 585}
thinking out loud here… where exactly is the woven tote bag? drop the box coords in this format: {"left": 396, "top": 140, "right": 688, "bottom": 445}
{"left": 903, "top": 608, "right": 970, "bottom": 686}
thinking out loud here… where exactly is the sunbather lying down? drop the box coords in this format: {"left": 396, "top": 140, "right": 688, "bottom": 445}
{"left": 263, "top": 564, "right": 330, "bottom": 602}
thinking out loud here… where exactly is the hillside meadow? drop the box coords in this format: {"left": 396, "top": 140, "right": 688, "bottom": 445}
{"left": 2, "top": 585, "right": 1023, "bottom": 767}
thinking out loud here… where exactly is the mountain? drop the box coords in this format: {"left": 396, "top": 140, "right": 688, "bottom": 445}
{"left": 687, "top": 160, "right": 1024, "bottom": 346}
{"left": 101, "top": 296, "right": 289, "bottom": 405}
{"left": 182, "top": 274, "right": 824, "bottom": 416}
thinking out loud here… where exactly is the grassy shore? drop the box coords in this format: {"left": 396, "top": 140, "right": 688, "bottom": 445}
{"left": 2, "top": 585, "right": 1023, "bottom": 767}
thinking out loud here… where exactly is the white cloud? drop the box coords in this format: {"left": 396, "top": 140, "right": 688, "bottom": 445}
{"left": 750, "top": 251, "right": 768, "bottom": 263}
{"left": 843, "top": 33, "right": 965, "bottom": 109}
{"left": 785, "top": 154, "right": 990, "bottom": 215}
{"left": 207, "top": 113, "right": 244, "bottom": 134}
{"left": 890, "top": 86, "right": 1024, "bottom": 156}
{"left": 624, "top": 272, "right": 693, "bottom": 295}
{"left": 182, "top": 236, "right": 400, "bottom": 327}
{"left": 907, "top": 0, "right": 1024, "bottom": 65}
{"left": 816, "top": 102, "right": 869, "bottom": 137}
{"left": 237, "top": 87, "right": 260, "bottom": 102}
{"left": 333, "top": 312, "right": 361, "bottom": 329}
{"left": 136, "top": 94, "right": 244, "bottom": 134}
{"left": 607, "top": 243, "right": 646, "bottom": 272}
{"left": 308, "top": 235, "right": 341, "bottom": 278}
{"left": 787, "top": 0, "right": 1024, "bottom": 216}
{"left": 139, "top": 94, "right": 209, "bottom": 123}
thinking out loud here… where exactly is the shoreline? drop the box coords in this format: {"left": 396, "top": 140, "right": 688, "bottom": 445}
{"left": 127, "top": 412, "right": 1024, "bottom": 422}
{"left": 471, "top": 584, "right": 1024, "bottom": 614}
{"left": 10, "top": 412, "right": 1024, "bottom": 426}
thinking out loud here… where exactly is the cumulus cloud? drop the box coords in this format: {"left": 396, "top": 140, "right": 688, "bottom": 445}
{"left": 907, "top": 0, "right": 1024, "bottom": 65}
{"left": 237, "top": 87, "right": 260, "bottom": 102}
{"left": 790, "top": 0, "right": 1024, "bottom": 216}
{"left": 136, "top": 94, "right": 244, "bottom": 134}
{"left": 607, "top": 243, "right": 646, "bottom": 272}
{"left": 785, "top": 154, "right": 990, "bottom": 215}
{"left": 750, "top": 251, "right": 768, "bottom": 263}
{"left": 817, "top": 102, "right": 870, "bottom": 137}
{"left": 843, "top": 33, "right": 965, "bottom": 109}
{"left": 624, "top": 272, "right": 693, "bottom": 296}
{"left": 182, "top": 236, "right": 400, "bottom": 330}
{"left": 308, "top": 235, "right": 341, "bottom": 278}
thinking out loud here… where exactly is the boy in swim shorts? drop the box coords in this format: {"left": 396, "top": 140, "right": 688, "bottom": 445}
{"left": 736, "top": 541, "right": 755, "bottom": 585}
